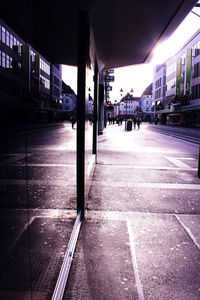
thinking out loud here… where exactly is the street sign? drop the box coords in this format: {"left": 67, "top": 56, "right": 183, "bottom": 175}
{"left": 106, "top": 69, "right": 114, "bottom": 74}
{"left": 106, "top": 86, "right": 112, "bottom": 91}
{"left": 104, "top": 75, "right": 115, "bottom": 82}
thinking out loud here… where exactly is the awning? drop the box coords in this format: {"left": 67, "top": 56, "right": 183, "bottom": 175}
{"left": 0, "top": 0, "right": 198, "bottom": 69}
{"left": 156, "top": 108, "right": 171, "bottom": 114}
{"left": 180, "top": 104, "right": 200, "bottom": 111}
{"left": 157, "top": 104, "right": 200, "bottom": 114}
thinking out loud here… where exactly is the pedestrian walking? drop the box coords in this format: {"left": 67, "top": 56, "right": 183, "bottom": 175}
{"left": 136, "top": 117, "right": 141, "bottom": 130}
{"left": 70, "top": 116, "right": 76, "bottom": 129}
{"left": 133, "top": 117, "right": 137, "bottom": 130}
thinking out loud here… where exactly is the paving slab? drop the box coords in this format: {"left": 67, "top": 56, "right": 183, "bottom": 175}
{"left": 129, "top": 213, "right": 200, "bottom": 300}
{"left": 64, "top": 219, "right": 138, "bottom": 300}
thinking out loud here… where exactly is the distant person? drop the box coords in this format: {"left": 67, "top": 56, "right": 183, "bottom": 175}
{"left": 136, "top": 117, "right": 141, "bottom": 130}
{"left": 133, "top": 117, "right": 137, "bottom": 130}
{"left": 70, "top": 116, "right": 76, "bottom": 129}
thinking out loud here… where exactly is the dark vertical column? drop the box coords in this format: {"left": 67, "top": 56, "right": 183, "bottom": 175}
{"left": 93, "top": 62, "right": 99, "bottom": 155}
{"left": 98, "top": 83, "right": 105, "bottom": 135}
{"left": 198, "top": 146, "right": 200, "bottom": 179}
{"left": 77, "top": 10, "right": 90, "bottom": 218}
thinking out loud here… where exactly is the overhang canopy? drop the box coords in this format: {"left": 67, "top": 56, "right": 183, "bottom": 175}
{"left": 0, "top": 0, "right": 198, "bottom": 69}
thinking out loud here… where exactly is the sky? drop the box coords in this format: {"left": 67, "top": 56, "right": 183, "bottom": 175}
{"left": 62, "top": 3, "right": 200, "bottom": 101}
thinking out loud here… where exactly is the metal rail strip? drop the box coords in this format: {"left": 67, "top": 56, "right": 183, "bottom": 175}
{"left": 149, "top": 128, "right": 200, "bottom": 144}
{"left": 51, "top": 210, "right": 82, "bottom": 300}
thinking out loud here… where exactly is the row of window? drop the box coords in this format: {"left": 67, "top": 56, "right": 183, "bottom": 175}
{"left": 193, "top": 62, "right": 200, "bottom": 78}
{"left": 192, "top": 41, "right": 200, "bottom": 58}
{"left": 191, "top": 84, "right": 200, "bottom": 100}
{"left": 40, "top": 58, "right": 50, "bottom": 75}
{"left": 0, "top": 25, "right": 22, "bottom": 51}
{"left": 166, "top": 62, "right": 176, "bottom": 77}
{"left": 40, "top": 74, "right": 50, "bottom": 89}
{"left": 0, "top": 50, "right": 12, "bottom": 68}
{"left": 155, "top": 78, "right": 161, "bottom": 89}
{"left": 154, "top": 88, "right": 161, "bottom": 100}
{"left": 122, "top": 110, "right": 134, "bottom": 114}
{"left": 166, "top": 78, "right": 176, "bottom": 91}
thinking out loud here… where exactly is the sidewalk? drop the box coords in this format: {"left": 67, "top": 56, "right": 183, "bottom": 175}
{"left": 64, "top": 123, "right": 200, "bottom": 300}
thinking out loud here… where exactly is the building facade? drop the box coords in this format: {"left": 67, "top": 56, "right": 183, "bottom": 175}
{"left": 153, "top": 29, "right": 200, "bottom": 127}
{"left": 0, "top": 17, "right": 63, "bottom": 124}
{"left": 119, "top": 93, "right": 140, "bottom": 117}
{"left": 141, "top": 95, "right": 153, "bottom": 122}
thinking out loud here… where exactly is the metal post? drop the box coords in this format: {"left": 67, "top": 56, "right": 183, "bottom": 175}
{"left": 198, "top": 146, "right": 200, "bottom": 179}
{"left": 93, "top": 62, "right": 99, "bottom": 154}
{"left": 77, "top": 9, "right": 90, "bottom": 218}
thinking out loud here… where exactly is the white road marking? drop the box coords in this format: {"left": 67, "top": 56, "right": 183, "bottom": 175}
{"left": 2, "top": 180, "right": 198, "bottom": 190}
{"left": 165, "top": 157, "right": 195, "bottom": 169}
{"left": 0, "top": 179, "right": 75, "bottom": 185}
{"left": 91, "top": 181, "right": 200, "bottom": 189}
{"left": 98, "top": 164, "right": 197, "bottom": 171}
{"left": 1, "top": 162, "right": 197, "bottom": 171}
{"left": 127, "top": 220, "right": 145, "bottom": 300}
{"left": 3, "top": 163, "right": 75, "bottom": 167}
{"left": 0, "top": 153, "right": 32, "bottom": 166}
{"left": 176, "top": 215, "right": 200, "bottom": 250}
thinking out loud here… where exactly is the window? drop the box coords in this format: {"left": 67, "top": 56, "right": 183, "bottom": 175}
{"left": 40, "top": 74, "right": 50, "bottom": 89}
{"left": 192, "top": 84, "right": 200, "bottom": 99}
{"left": 40, "top": 58, "right": 50, "bottom": 75}
{"left": 166, "top": 78, "right": 176, "bottom": 91}
{"left": 31, "top": 50, "right": 36, "bottom": 62}
{"left": 194, "top": 63, "right": 200, "bottom": 78}
{"left": 10, "top": 34, "right": 13, "bottom": 49}
{"left": 6, "top": 54, "right": 10, "bottom": 68}
{"left": 2, "top": 27, "right": 6, "bottom": 43}
{"left": 0, "top": 50, "right": 1, "bottom": 67}
{"left": 166, "top": 62, "right": 176, "bottom": 77}
{"left": 14, "top": 37, "right": 17, "bottom": 46}
{"left": 192, "top": 42, "right": 200, "bottom": 57}
{"left": 2, "top": 52, "right": 6, "bottom": 67}
{"left": 6, "top": 30, "right": 10, "bottom": 46}
{"left": 10, "top": 57, "right": 13, "bottom": 68}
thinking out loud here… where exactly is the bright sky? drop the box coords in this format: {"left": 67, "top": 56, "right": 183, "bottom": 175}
{"left": 62, "top": 3, "right": 200, "bottom": 101}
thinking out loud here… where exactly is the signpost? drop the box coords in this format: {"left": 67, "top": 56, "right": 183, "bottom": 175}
{"left": 104, "top": 69, "right": 115, "bottom": 103}
{"left": 104, "top": 75, "right": 115, "bottom": 82}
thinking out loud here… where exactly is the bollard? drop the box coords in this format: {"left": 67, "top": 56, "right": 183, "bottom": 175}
{"left": 198, "top": 146, "right": 200, "bottom": 179}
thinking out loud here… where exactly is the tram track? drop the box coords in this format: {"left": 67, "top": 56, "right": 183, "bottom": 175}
{"left": 147, "top": 126, "right": 200, "bottom": 145}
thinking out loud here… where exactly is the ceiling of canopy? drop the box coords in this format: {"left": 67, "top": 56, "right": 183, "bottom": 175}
{"left": 0, "top": 0, "right": 198, "bottom": 69}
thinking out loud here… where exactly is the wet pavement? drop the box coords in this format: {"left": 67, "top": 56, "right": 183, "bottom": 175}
{"left": 65, "top": 123, "right": 200, "bottom": 300}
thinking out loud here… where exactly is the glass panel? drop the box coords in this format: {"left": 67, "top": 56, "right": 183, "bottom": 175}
{"left": 0, "top": 51, "right": 77, "bottom": 300}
